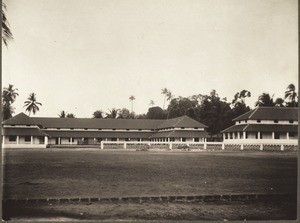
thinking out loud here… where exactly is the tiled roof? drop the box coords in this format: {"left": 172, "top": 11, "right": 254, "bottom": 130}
{"left": 157, "top": 116, "right": 207, "bottom": 129}
{"left": 233, "top": 107, "right": 298, "bottom": 121}
{"left": 150, "top": 130, "right": 209, "bottom": 138}
{"left": 2, "top": 113, "right": 39, "bottom": 126}
{"left": 221, "top": 124, "right": 298, "bottom": 133}
{"left": 45, "top": 130, "right": 153, "bottom": 138}
{"left": 3, "top": 127, "right": 49, "bottom": 136}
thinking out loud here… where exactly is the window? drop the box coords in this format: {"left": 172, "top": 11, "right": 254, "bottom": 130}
{"left": 194, "top": 127, "right": 198, "bottom": 129}
{"left": 257, "top": 120, "right": 261, "bottom": 123}
{"left": 151, "top": 129, "right": 155, "bottom": 131}
{"left": 245, "top": 120, "right": 247, "bottom": 123}
{"left": 238, "top": 121, "right": 241, "bottom": 124}
{"left": 289, "top": 120, "right": 294, "bottom": 124}
{"left": 9, "top": 136, "right": 16, "bottom": 141}
{"left": 181, "top": 127, "right": 185, "bottom": 129}
{"left": 126, "top": 129, "right": 130, "bottom": 131}
{"left": 112, "top": 129, "right": 116, "bottom": 131}
{"left": 57, "top": 128, "right": 61, "bottom": 130}
{"left": 24, "top": 136, "right": 31, "bottom": 142}
{"left": 289, "top": 132, "right": 296, "bottom": 137}
{"left": 182, "top": 138, "right": 186, "bottom": 142}
{"left": 70, "top": 128, "right": 74, "bottom": 130}
{"left": 194, "top": 138, "right": 199, "bottom": 142}
{"left": 26, "top": 125, "right": 30, "bottom": 127}
{"left": 84, "top": 128, "right": 88, "bottom": 130}
{"left": 68, "top": 138, "right": 74, "bottom": 142}
{"left": 255, "top": 132, "right": 258, "bottom": 139}
{"left": 274, "top": 120, "right": 278, "bottom": 123}
{"left": 11, "top": 125, "right": 15, "bottom": 126}
{"left": 111, "top": 138, "right": 117, "bottom": 141}
{"left": 125, "top": 138, "right": 129, "bottom": 141}
{"left": 240, "top": 132, "right": 243, "bottom": 139}
{"left": 98, "top": 128, "right": 102, "bottom": 130}
{"left": 139, "top": 129, "right": 142, "bottom": 131}
{"left": 274, "top": 132, "right": 280, "bottom": 139}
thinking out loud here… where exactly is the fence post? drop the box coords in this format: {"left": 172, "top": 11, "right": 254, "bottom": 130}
{"left": 241, "top": 144, "right": 244, "bottom": 150}
{"left": 222, "top": 143, "right": 225, "bottom": 150}
{"left": 260, "top": 144, "right": 263, "bottom": 151}
{"left": 204, "top": 143, "right": 207, "bottom": 150}
{"left": 100, "top": 141, "right": 104, "bottom": 150}
{"left": 280, "top": 144, "right": 284, "bottom": 151}
{"left": 124, "top": 142, "right": 127, "bottom": 149}
{"left": 169, "top": 143, "right": 173, "bottom": 150}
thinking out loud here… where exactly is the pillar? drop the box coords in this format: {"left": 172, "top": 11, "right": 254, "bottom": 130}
{"left": 228, "top": 133, "right": 230, "bottom": 139}
{"left": 31, "top": 136, "right": 34, "bottom": 145}
{"left": 16, "top": 136, "right": 20, "bottom": 144}
{"left": 169, "top": 143, "right": 173, "bottom": 150}
{"left": 280, "top": 144, "right": 284, "bottom": 151}
{"left": 44, "top": 136, "right": 48, "bottom": 145}
{"left": 58, "top": 137, "right": 61, "bottom": 145}
{"left": 180, "top": 138, "right": 183, "bottom": 142}
{"left": 272, "top": 132, "right": 275, "bottom": 140}
{"left": 257, "top": 132, "right": 260, "bottom": 140}
{"left": 100, "top": 141, "right": 104, "bottom": 149}
{"left": 222, "top": 143, "right": 225, "bottom": 150}
{"left": 241, "top": 144, "right": 244, "bottom": 150}
{"left": 223, "top": 134, "right": 225, "bottom": 141}
{"left": 2, "top": 136, "right": 5, "bottom": 144}
{"left": 124, "top": 142, "right": 127, "bottom": 149}
{"left": 243, "top": 132, "right": 246, "bottom": 139}
{"left": 70, "top": 137, "right": 73, "bottom": 145}
{"left": 260, "top": 144, "right": 263, "bottom": 151}
{"left": 286, "top": 132, "right": 289, "bottom": 140}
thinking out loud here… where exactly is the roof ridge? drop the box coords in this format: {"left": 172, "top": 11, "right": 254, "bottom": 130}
{"left": 249, "top": 107, "right": 259, "bottom": 119}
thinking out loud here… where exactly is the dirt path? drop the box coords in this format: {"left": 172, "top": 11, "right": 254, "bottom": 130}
{"left": 3, "top": 199, "right": 297, "bottom": 221}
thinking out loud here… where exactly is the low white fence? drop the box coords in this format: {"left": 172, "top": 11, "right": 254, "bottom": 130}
{"left": 100, "top": 141, "right": 298, "bottom": 151}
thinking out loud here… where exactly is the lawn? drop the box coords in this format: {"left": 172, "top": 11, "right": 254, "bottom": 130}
{"left": 2, "top": 148, "right": 298, "bottom": 200}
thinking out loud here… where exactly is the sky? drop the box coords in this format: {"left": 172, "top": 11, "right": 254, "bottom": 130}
{"left": 2, "top": 0, "right": 298, "bottom": 118}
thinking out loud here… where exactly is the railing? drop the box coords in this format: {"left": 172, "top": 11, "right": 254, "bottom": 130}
{"left": 100, "top": 141, "right": 298, "bottom": 151}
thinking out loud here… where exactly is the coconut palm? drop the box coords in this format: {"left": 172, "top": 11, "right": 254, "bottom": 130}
{"left": 2, "top": 3, "right": 13, "bottom": 46}
{"left": 161, "top": 88, "right": 170, "bottom": 109}
{"left": 2, "top": 103, "right": 14, "bottom": 120}
{"left": 129, "top": 95, "right": 135, "bottom": 113}
{"left": 58, "top": 110, "right": 66, "bottom": 118}
{"left": 106, "top": 108, "right": 119, "bottom": 119}
{"left": 149, "top": 100, "right": 155, "bottom": 107}
{"left": 255, "top": 93, "right": 274, "bottom": 107}
{"left": 2, "top": 84, "right": 18, "bottom": 104}
{"left": 24, "top": 93, "right": 42, "bottom": 116}
{"left": 92, "top": 110, "right": 103, "bottom": 118}
{"left": 285, "top": 84, "right": 298, "bottom": 107}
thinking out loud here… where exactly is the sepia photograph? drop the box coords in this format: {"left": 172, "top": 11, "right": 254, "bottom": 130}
{"left": 1, "top": 0, "right": 298, "bottom": 221}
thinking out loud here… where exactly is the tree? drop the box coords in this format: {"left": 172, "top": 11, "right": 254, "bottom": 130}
{"left": 2, "top": 3, "right": 13, "bottom": 46}
{"left": 58, "top": 110, "right": 66, "bottom": 118}
{"left": 106, "top": 108, "right": 119, "bottom": 119}
{"left": 255, "top": 93, "right": 275, "bottom": 107}
{"left": 24, "top": 93, "right": 42, "bottom": 116}
{"left": 2, "top": 84, "right": 18, "bottom": 120}
{"left": 66, "top": 113, "right": 75, "bottom": 118}
{"left": 129, "top": 95, "right": 135, "bottom": 113}
{"left": 231, "top": 90, "right": 251, "bottom": 119}
{"left": 285, "top": 84, "right": 298, "bottom": 107}
{"left": 146, "top": 106, "right": 166, "bottom": 119}
{"left": 149, "top": 100, "right": 155, "bottom": 107}
{"left": 161, "top": 88, "right": 170, "bottom": 109}
{"left": 167, "top": 97, "right": 197, "bottom": 119}
{"left": 274, "top": 98, "right": 285, "bottom": 107}
{"left": 93, "top": 110, "right": 103, "bottom": 118}
{"left": 118, "top": 108, "right": 135, "bottom": 119}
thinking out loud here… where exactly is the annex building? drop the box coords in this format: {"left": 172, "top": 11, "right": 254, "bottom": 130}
{"left": 2, "top": 113, "right": 209, "bottom": 148}
{"left": 221, "top": 107, "right": 298, "bottom": 144}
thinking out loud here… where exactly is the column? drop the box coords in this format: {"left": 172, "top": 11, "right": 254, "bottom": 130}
{"left": 44, "top": 136, "right": 48, "bottom": 145}
{"left": 286, "top": 132, "right": 289, "bottom": 140}
{"left": 223, "top": 134, "right": 225, "bottom": 141}
{"left": 123, "top": 142, "right": 127, "bottom": 149}
{"left": 100, "top": 141, "right": 104, "bottom": 149}
{"left": 2, "top": 136, "right": 5, "bottom": 144}
{"left": 16, "top": 136, "right": 20, "bottom": 144}
{"left": 58, "top": 137, "right": 61, "bottom": 144}
{"left": 70, "top": 137, "right": 73, "bottom": 145}
{"left": 243, "top": 132, "right": 246, "bottom": 139}
{"left": 228, "top": 133, "right": 230, "bottom": 139}
{"left": 31, "top": 136, "right": 34, "bottom": 145}
{"left": 257, "top": 132, "right": 260, "bottom": 140}
{"left": 272, "top": 132, "right": 275, "bottom": 140}
{"left": 180, "top": 138, "right": 183, "bottom": 142}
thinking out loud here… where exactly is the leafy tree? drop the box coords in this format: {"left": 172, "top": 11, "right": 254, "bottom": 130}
{"left": 2, "top": 3, "right": 13, "bottom": 46}
{"left": 58, "top": 110, "right": 66, "bottom": 118}
{"left": 2, "top": 84, "right": 18, "bottom": 120}
{"left": 136, "top": 114, "right": 147, "bottom": 119}
{"left": 285, "top": 84, "right": 298, "bottom": 107}
{"left": 93, "top": 110, "right": 103, "bottom": 118}
{"left": 24, "top": 93, "right": 42, "bottom": 116}
{"left": 255, "top": 93, "right": 275, "bottom": 107}
{"left": 66, "top": 113, "right": 75, "bottom": 118}
{"left": 161, "top": 88, "right": 171, "bottom": 109}
{"left": 129, "top": 95, "right": 135, "bottom": 113}
{"left": 167, "top": 97, "right": 197, "bottom": 119}
{"left": 146, "top": 106, "right": 167, "bottom": 119}
{"left": 231, "top": 90, "right": 251, "bottom": 119}
{"left": 274, "top": 98, "right": 285, "bottom": 107}
{"left": 118, "top": 108, "right": 135, "bottom": 119}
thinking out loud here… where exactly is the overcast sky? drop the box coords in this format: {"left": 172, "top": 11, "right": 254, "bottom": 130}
{"left": 2, "top": 0, "right": 298, "bottom": 118}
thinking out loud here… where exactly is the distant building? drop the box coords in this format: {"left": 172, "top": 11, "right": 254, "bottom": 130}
{"left": 221, "top": 107, "right": 298, "bottom": 144}
{"left": 2, "top": 113, "right": 209, "bottom": 148}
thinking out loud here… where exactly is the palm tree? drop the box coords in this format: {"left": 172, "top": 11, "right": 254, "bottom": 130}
{"left": 2, "top": 84, "right": 18, "bottom": 104}
{"left": 285, "top": 84, "right": 298, "bottom": 107}
{"left": 2, "top": 3, "right": 13, "bottom": 46}
{"left": 2, "top": 103, "right": 14, "bottom": 120}
{"left": 24, "top": 93, "right": 42, "bottom": 116}
{"left": 161, "top": 88, "right": 169, "bottom": 109}
{"left": 149, "top": 100, "right": 155, "bottom": 107}
{"left": 93, "top": 110, "right": 103, "bottom": 118}
{"left": 129, "top": 95, "right": 135, "bottom": 113}
{"left": 58, "top": 110, "right": 66, "bottom": 118}
{"left": 255, "top": 93, "right": 274, "bottom": 107}
{"left": 106, "top": 108, "right": 119, "bottom": 119}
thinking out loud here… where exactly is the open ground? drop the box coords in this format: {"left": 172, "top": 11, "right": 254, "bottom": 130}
{"left": 2, "top": 148, "right": 298, "bottom": 220}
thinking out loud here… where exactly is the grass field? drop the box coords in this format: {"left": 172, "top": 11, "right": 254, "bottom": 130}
{"left": 2, "top": 148, "right": 298, "bottom": 199}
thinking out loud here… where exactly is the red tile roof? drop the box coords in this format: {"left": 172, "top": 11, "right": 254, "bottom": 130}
{"left": 233, "top": 107, "right": 298, "bottom": 121}
{"left": 2, "top": 113, "right": 39, "bottom": 126}
{"left": 150, "top": 130, "right": 209, "bottom": 138}
{"left": 157, "top": 116, "right": 207, "bottom": 129}
{"left": 3, "top": 127, "right": 49, "bottom": 136}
